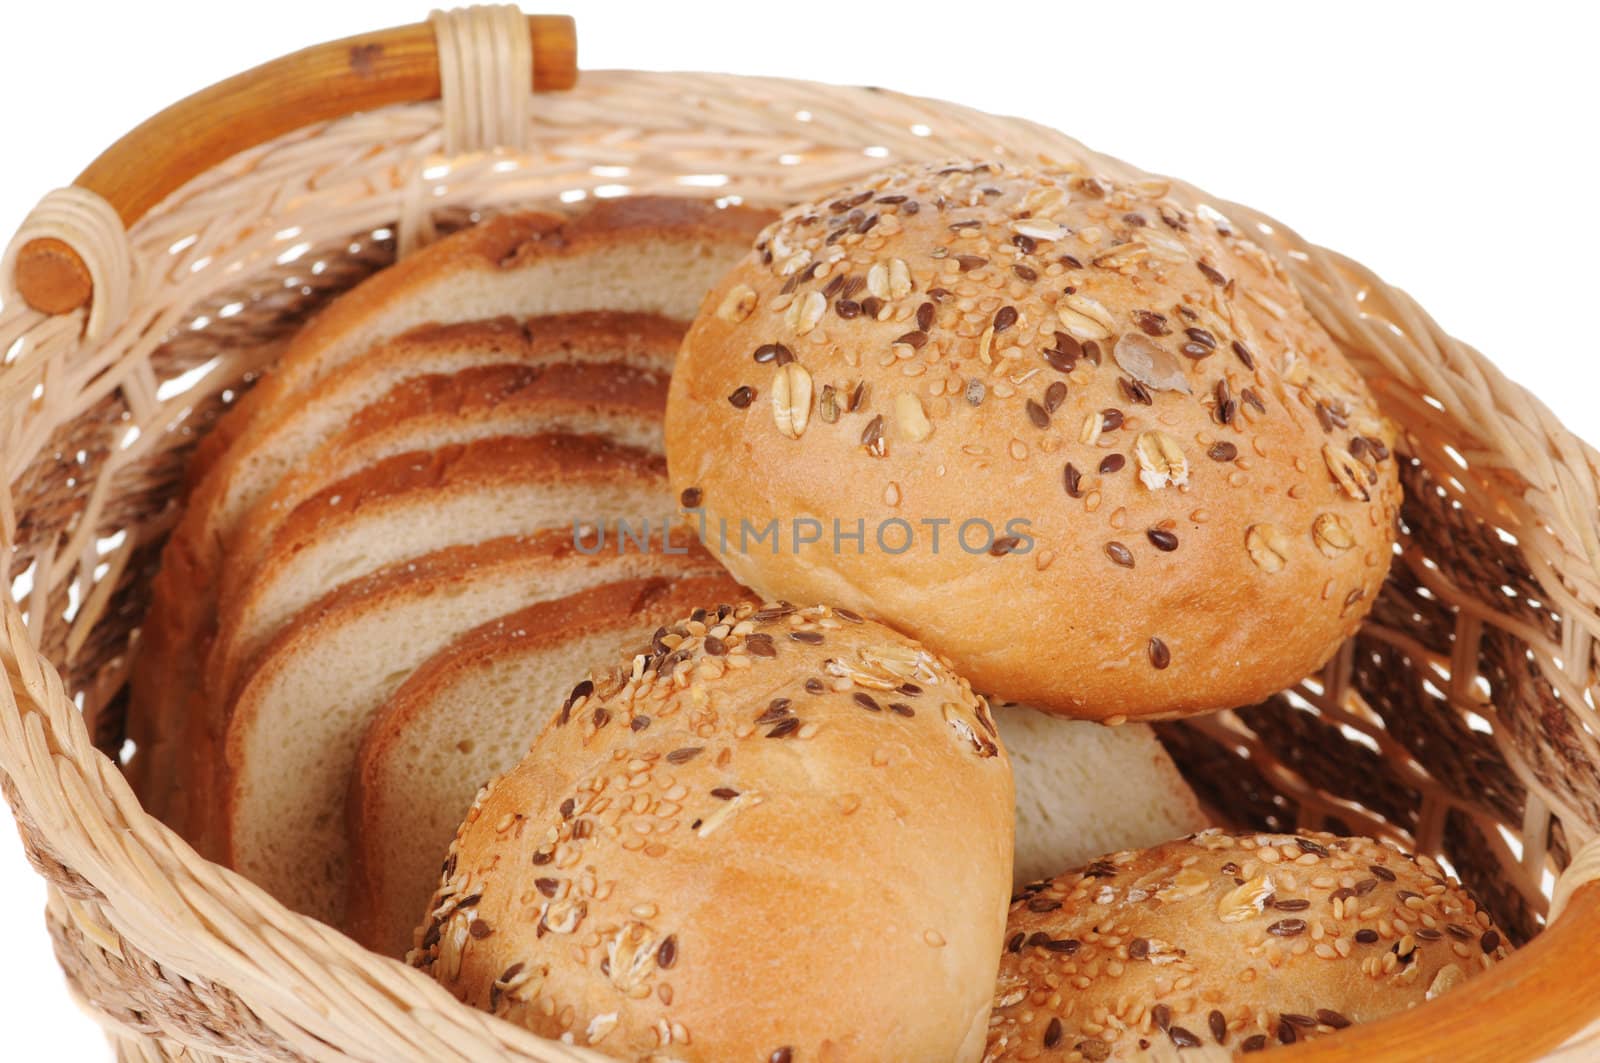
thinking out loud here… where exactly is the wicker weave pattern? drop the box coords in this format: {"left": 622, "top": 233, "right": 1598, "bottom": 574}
{"left": 1, "top": 68, "right": 1598, "bottom": 1060}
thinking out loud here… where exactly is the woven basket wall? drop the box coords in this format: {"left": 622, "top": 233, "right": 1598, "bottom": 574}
{"left": 2, "top": 14, "right": 1599, "bottom": 1062}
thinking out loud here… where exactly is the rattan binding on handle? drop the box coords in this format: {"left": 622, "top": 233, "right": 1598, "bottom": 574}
{"left": 5, "top": 8, "right": 576, "bottom": 322}
{"left": 2, "top": 188, "right": 131, "bottom": 336}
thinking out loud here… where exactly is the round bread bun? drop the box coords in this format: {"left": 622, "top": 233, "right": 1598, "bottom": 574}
{"left": 411, "top": 600, "right": 1015, "bottom": 1061}
{"left": 988, "top": 829, "right": 1511, "bottom": 1060}
{"left": 665, "top": 160, "right": 1401, "bottom": 719}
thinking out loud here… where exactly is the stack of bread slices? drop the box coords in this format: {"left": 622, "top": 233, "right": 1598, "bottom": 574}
{"left": 127, "top": 197, "right": 773, "bottom": 930}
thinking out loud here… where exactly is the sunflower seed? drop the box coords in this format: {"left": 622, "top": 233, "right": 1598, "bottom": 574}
{"left": 819, "top": 384, "right": 839, "bottom": 423}
{"left": 1114, "top": 333, "right": 1191, "bottom": 394}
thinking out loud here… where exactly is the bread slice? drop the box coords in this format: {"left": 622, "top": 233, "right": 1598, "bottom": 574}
{"left": 348, "top": 573, "right": 753, "bottom": 957}
{"left": 194, "top": 200, "right": 766, "bottom": 483}
{"left": 172, "top": 434, "right": 676, "bottom": 859}
{"left": 209, "top": 362, "right": 669, "bottom": 700}
{"left": 994, "top": 704, "right": 1210, "bottom": 888}
{"left": 232, "top": 434, "right": 673, "bottom": 681}
{"left": 219, "top": 532, "right": 722, "bottom": 926}
{"left": 130, "top": 195, "right": 767, "bottom": 823}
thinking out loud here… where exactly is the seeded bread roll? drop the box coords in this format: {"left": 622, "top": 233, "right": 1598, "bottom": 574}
{"left": 349, "top": 573, "right": 756, "bottom": 959}
{"left": 988, "top": 830, "right": 1511, "bottom": 1060}
{"left": 666, "top": 160, "right": 1401, "bottom": 719}
{"left": 412, "top": 603, "right": 1014, "bottom": 1061}
{"left": 995, "top": 705, "right": 1208, "bottom": 888}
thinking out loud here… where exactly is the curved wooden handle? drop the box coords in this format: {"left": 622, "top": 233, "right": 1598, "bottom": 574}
{"left": 1280, "top": 880, "right": 1600, "bottom": 1062}
{"left": 12, "top": 14, "right": 577, "bottom": 316}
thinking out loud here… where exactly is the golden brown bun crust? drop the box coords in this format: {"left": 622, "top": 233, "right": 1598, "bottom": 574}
{"left": 665, "top": 161, "right": 1401, "bottom": 719}
{"left": 988, "top": 830, "right": 1511, "bottom": 1060}
{"left": 412, "top": 603, "right": 1014, "bottom": 1062}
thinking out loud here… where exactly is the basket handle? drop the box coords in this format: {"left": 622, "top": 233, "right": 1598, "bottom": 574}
{"left": 9, "top": 11, "right": 577, "bottom": 317}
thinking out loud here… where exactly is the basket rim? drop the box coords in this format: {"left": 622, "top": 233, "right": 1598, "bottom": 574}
{"left": 3, "top": 45, "right": 1600, "bottom": 1063}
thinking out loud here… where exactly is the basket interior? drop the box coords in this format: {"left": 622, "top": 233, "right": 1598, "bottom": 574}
{"left": 3, "top": 70, "right": 1598, "bottom": 985}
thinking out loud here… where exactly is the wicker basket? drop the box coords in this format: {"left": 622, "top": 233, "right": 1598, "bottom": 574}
{"left": 2, "top": 7, "right": 1598, "bottom": 1061}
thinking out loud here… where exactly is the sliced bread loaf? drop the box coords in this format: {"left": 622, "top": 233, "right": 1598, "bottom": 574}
{"left": 127, "top": 312, "right": 684, "bottom": 821}
{"left": 994, "top": 704, "right": 1209, "bottom": 888}
{"left": 209, "top": 362, "right": 669, "bottom": 700}
{"left": 131, "top": 194, "right": 767, "bottom": 823}
{"left": 129, "top": 312, "right": 675, "bottom": 816}
{"left": 217, "top": 532, "right": 722, "bottom": 925}
{"left": 348, "top": 573, "right": 753, "bottom": 957}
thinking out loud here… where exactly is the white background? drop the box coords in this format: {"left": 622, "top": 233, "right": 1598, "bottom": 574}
{"left": 1, "top": 1, "right": 1596, "bottom": 1057}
